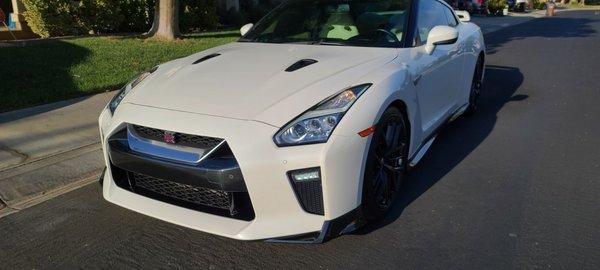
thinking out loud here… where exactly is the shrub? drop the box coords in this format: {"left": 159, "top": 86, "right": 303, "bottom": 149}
{"left": 487, "top": 0, "right": 507, "bottom": 15}
{"left": 532, "top": 0, "right": 547, "bottom": 9}
{"left": 22, "top": 0, "right": 74, "bottom": 38}
{"left": 23, "top": 0, "right": 231, "bottom": 37}
{"left": 74, "top": 0, "right": 124, "bottom": 34}
{"left": 119, "top": 0, "right": 155, "bottom": 32}
{"left": 23, "top": 0, "right": 155, "bottom": 37}
{"left": 221, "top": 7, "right": 247, "bottom": 27}
{"left": 180, "top": 0, "right": 219, "bottom": 32}
{"left": 243, "top": 0, "right": 276, "bottom": 23}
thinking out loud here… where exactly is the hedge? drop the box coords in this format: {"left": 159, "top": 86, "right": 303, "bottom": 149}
{"left": 22, "top": 0, "right": 222, "bottom": 38}
{"left": 22, "top": 0, "right": 73, "bottom": 38}
{"left": 181, "top": 0, "right": 219, "bottom": 32}
{"left": 74, "top": 0, "right": 124, "bottom": 34}
{"left": 488, "top": 0, "right": 507, "bottom": 15}
{"left": 119, "top": 0, "right": 156, "bottom": 32}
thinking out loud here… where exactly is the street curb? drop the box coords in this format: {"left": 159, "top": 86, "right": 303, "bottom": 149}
{"left": 0, "top": 143, "right": 104, "bottom": 213}
{"left": 0, "top": 171, "right": 101, "bottom": 218}
{"left": 0, "top": 141, "right": 100, "bottom": 174}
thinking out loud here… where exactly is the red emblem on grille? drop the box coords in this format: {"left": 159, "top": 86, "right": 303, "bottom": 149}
{"left": 163, "top": 131, "right": 176, "bottom": 144}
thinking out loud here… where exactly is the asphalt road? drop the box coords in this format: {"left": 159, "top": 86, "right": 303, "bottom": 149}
{"left": 1, "top": 10, "right": 599, "bottom": 270}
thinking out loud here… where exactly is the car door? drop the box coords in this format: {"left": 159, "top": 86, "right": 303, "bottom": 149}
{"left": 442, "top": 5, "right": 469, "bottom": 105}
{"left": 410, "top": 0, "right": 463, "bottom": 136}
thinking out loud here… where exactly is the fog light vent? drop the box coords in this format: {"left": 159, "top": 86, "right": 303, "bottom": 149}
{"left": 288, "top": 168, "right": 324, "bottom": 215}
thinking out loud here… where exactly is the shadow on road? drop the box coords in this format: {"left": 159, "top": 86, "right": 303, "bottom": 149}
{"left": 356, "top": 11, "right": 600, "bottom": 235}
{"left": 357, "top": 65, "right": 527, "bottom": 235}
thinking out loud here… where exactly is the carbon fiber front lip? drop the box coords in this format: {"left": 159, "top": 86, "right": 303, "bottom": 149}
{"left": 265, "top": 207, "right": 365, "bottom": 244}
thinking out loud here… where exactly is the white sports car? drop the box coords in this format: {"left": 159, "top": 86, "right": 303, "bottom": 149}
{"left": 99, "top": 0, "right": 485, "bottom": 243}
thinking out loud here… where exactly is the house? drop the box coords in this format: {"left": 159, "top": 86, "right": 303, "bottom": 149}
{"left": 0, "top": 0, "right": 36, "bottom": 40}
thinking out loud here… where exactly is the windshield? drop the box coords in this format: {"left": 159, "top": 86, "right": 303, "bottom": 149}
{"left": 241, "top": 0, "right": 409, "bottom": 48}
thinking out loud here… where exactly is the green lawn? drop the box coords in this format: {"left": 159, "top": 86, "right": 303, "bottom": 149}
{"left": 0, "top": 31, "right": 239, "bottom": 113}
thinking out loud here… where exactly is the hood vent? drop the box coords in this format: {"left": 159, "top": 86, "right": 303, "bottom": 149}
{"left": 285, "top": 59, "right": 318, "bottom": 72}
{"left": 192, "top": 53, "right": 221, "bottom": 65}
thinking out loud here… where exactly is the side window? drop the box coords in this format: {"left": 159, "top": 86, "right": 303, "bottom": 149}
{"left": 414, "top": 0, "right": 448, "bottom": 46}
{"left": 443, "top": 6, "right": 459, "bottom": 27}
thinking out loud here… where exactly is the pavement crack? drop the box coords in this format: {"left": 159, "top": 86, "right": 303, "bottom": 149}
{"left": 0, "top": 144, "right": 29, "bottom": 163}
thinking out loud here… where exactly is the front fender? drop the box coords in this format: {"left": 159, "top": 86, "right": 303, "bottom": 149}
{"left": 333, "top": 61, "right": 420, "bottom": 158}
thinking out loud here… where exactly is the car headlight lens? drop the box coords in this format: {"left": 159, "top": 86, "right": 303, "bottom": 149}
{"left": 274, "top": 84, "right": 371, "bottom": 146}
{"left": 108, "top": 67, "right": 158, "bottom": 114}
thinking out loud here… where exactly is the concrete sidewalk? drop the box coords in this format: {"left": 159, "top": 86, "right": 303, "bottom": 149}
{"left": 0, "top": 11, "right": 564, "bottom": 215}
{"left": 0, "top": 93, "right": 113, "bottom": 213}
{"left": 0, "top": 93, "right": 113, "bottom": 169}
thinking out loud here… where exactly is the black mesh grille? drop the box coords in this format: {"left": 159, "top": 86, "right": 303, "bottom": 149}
{"left": 132, "top": 172, "right": 231, "bottom": 210}
{"left": 289, "top": 170, "right": 324, "bottom": 216}
{"left": 132, "top": 125, "right": 223, "bottom": 149}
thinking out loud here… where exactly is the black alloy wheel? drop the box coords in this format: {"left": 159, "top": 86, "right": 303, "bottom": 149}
{"left": 466, "top": 57, "right": 484, "bottom": 115}
{"left": 362, "top": 107, "right": 408, "bottom": 221}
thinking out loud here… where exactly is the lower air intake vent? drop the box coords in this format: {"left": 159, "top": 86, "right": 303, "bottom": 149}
{"left": 110, "top": 166, "right": 255, "bottom": 221}
{"left": 133, "top": 172, "right": 231, "bottom": 210}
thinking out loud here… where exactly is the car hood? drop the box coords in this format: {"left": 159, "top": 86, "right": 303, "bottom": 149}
{"left": 127, "top": 42, "right": 398, "bottom": 127}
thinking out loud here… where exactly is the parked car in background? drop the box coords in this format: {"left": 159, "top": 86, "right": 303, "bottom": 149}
{"left": 99, "top": 0, "right": 486, "bottom": 243}
{"left": 515, "top": 0, "right": 528, "bottom": 12}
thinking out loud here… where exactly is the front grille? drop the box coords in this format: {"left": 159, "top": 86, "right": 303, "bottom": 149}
{"left": 132, "top": 125, "right": 223, "bottom": 149}
{"left": 108, "top": 127, "right": 255, "bottom": 221}
{"left": 132, "top": 172, "right": 231, "bottom": 210}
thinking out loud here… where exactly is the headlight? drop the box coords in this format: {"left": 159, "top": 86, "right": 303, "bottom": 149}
{"left": 274, "top": 84, "right": 371, "bottom": 146}
{"left": 108, "top": 67, "right": 158, "bottom": 114}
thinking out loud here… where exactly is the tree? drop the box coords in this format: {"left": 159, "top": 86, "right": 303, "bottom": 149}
{"left": 147, "top": 0, "right": 180, "bottom": 40}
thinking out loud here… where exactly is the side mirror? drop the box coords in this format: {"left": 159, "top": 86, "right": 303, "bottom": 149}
{"left": 240, "top": 23, "right": 254, "bottom": 36}
{"left": 425, "top": 25, "right": 458, "bottom": 54}
{"left": 455, "top": 10, "right": 471, "bottom": 22}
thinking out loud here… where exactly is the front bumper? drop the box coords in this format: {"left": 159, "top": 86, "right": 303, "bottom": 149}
{"left": 99, "top": 103, "right": 369, "bottom": 241}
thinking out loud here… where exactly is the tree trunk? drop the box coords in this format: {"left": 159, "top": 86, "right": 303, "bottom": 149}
{"left": 145, "top": 0, "right": 160, "bottom": 37}
{"left": 148, "top": 0, "right": 180, "bottom": 40}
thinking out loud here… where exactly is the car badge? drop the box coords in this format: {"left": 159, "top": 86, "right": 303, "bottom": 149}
{"left": 163, "top": 131, "right": 176, "bottom": 144}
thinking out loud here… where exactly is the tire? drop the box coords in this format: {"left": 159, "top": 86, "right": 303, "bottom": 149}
{"left": 361, "top": 107, "right": 409, "bottom": 221}
{"left": 465, "top": 57, "right": 484, "bottom": 116}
